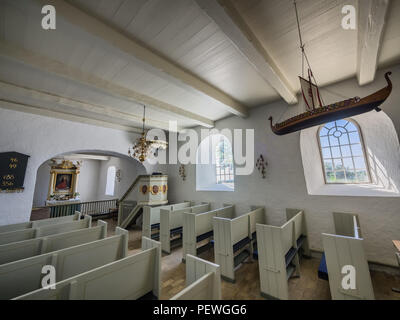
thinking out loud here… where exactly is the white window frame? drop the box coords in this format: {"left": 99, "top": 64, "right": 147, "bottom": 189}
{"left": 215, "top": 136, "right": 234, "bottom": 185}
{"left": 317, "top": 118, "right": 371, "bottom": 184}
{"left": 105, "top": 166, "right": 116, "bottom": 196}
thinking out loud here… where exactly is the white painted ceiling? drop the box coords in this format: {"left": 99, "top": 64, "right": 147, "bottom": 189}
{"left": 0, "top": 0, "right": 399, "bottom": 132}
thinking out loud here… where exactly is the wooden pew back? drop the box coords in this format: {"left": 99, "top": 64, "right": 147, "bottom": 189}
{"left": 182, "top": 205, "right": 234, "bottom": 260}
{"left": 0, "top": 212, "right": 81, "bottom": 234}
{"left": 142, "top": 202, "right": 191, "bottom": 238}
{"left": 14, "top": 237, "right": 161, "bottom": 300}
{"left": 231, "top": 214, "right": 249, "bottom": 245}
{"left": 333, "top": 212, "right": 362, "bottom": 238}
{"left": 248, "top": 207, "right": 266, "bottom": 236}
{"left": 0, "top": 221, "right": 107, "bottom": 265}
{"left": 160, "top": 203, "right": 210, "bottom": 253}
{"left": 0, "top": 226, "right": 128, "bottom": 300}
{"left": 0, "top": 215, "right": 92, "bottom": 246}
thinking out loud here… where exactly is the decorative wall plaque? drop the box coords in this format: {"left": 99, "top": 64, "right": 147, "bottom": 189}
{"left": 0, "top": 152, "right": 30, "bottom": 193}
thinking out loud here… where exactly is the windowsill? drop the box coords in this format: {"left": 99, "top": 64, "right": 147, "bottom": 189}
{"left": 308, "top": 183, "right": 400, "bottom": 197}
{"left": 196, "top": 183, "right": 234, "bottom": 192}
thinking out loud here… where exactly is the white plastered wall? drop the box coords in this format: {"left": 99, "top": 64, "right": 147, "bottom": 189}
{"left": 0, "top": 108, "right": 160, "bottom": 225}
{"left": 166, "top": 66, "right": 400, "bottom": 266}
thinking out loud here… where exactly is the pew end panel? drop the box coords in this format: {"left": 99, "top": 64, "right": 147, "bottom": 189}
{"left": 322, "top": 233, "right": 374, "bottom": 300}
{"left": 171, "top": 254, "right": 221, "bottom": 300}
{"left": 141, "top": 236, "right": 161, "bottom": 298}
{"left": 182, "top": 213, "right": 197, "bottom": 261}
{"left": 213, "top": 217, "right": 235, "bottom": 282}
{"left": 142, "top": 206, "right": 153, "bottom": 238}
{"left": 160, "top": 208, "right": 171, "bottom": 254}
{"left": 115, "top": 226, "right": 129, "bottom": 258}
{"left": 256, "top": 223, "right": 291, "bottom": 300}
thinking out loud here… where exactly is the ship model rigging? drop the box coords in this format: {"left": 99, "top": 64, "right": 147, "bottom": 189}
{"left": 269, "top": 0, "right": 392, "bottom": 136}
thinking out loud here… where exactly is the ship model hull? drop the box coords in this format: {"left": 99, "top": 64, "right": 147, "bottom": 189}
{"left": 269, "top": 72, "right": 392, "bottom": 135}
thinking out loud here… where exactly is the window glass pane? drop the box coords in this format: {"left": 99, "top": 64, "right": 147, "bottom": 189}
{"left": 321, "top": 147, "right": 331, "bottom": 159}
{"left": 105, "top": 166, "right": 116, "bottom": 196}
{"left": 357, "top": 170, "right": 369, "bottom": 182}
{"left": 331, "top": 147, "right": 341, "bottom": 158}
{"left": 339, "top": 134, "right": 349, "bottom": 145}
{"left": 343, "top": 157, "right": 353, "bottom": 170}
{"left": 324, "top": 160, "right": 333, "bottom": 171}
{"left": 329, "top": 135, "right": 339, "bottom": 146}
{"left": 320, "top": 136, "right": 329, "bottom": 147}
{"left": 325, "top": 122, "right": 335, "bottom": 129}
{"left": 334, "top": 159, "right": 343, "bottom": 170}
{"left": 346, "top": 121, "right": 357, "bottom": 132}
{"left": 335, "top": 171, "right": 346, "bottom": 182}
{"left": 215, "top": 136, "right": 234, "bottom": 185}
{"left": 340, "top": 145, "right": 351, "bottom": 157}
{"left": 345, "top": 170, "right": 356, "bottom": 182}
{"left": 320, "top": 127, "right": 329, "bottom": 136}
{"left": 349, "top": 132, "right": 360, "bottom": 144}
{"left": 353, "top": 157, "right": 367, "bottom": 169}
{"left": 336, "top": 119, "right": 348, "bottom": 127}
{"left": 319, "top": 119, "right": 369, "bottom": 184}
{"left": 351, "top": 144, "right": 363, "bottom": 156}
{"left": 325, "top": 171, "right": 335, "bottom": 183}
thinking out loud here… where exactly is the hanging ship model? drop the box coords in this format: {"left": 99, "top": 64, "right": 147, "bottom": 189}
{"left": 269, "top": 71, "right": 392, "bottom": 135}
{"left": 269, "top": 1, "right": 392, "bottom": 136}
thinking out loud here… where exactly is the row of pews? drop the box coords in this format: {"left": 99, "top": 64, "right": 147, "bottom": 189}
{"left": 145, "top": 202, "right": 375, "bottom": 300}
{"left": 0, "top": 203, "right": 375, "bottom": 300}
{"left": 0, "top": 211, "right": 220, "bottom": 300}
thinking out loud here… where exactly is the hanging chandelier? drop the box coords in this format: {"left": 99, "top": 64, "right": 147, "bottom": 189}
{"left": 128, "top": 105, "right": 168, "bottom": 162}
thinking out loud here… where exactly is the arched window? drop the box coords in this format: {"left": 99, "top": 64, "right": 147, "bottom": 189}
{"left": 318, "top": 119, "right": 370, "bottom": 184}
{"left": 196, "top": 134, "right": 234, "bottom": 191}
{"left": 215, "top": 136, "right": 234, "bottom": 185}
{"left": 105, "top": 166, "right": 116, "bottom": 196}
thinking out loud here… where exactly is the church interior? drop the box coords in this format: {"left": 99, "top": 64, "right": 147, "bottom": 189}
{"left": 0, "top": 0, "right": 400, "bottom": 302}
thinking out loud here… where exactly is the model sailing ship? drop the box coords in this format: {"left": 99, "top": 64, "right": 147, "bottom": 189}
{"left": 269, "top": 1, "right": 392, "bottom": 136}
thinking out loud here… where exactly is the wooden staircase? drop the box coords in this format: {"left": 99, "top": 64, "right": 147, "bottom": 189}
{"left": 117, "top": 174, "right": 168, "bottom": 229}
{"left": 117, "top": 175, "right": 145, "bottom": 228}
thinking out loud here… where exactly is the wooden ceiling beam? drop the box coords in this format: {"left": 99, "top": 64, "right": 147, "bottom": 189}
{"left": 0, "top": 81, "right": 180, "bottom": 132}
{"left": 0, "top": 41, "right": 214, "bottom": 128}
{"left": 357, "top": 0, "right": 390, "bottom": 86}
{"left": 37, "top": 0, "right": 248, "bottom": 117}
{"left": 195, "top": 0, "right": 298, "bottom": 105}
{"left": 0, "top": 99, "right": 144, "bottom": 134}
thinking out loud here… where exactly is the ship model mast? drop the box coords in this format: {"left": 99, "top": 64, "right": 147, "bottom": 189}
{"left": 269, "top": 0, "right": 392, "bottom": 136}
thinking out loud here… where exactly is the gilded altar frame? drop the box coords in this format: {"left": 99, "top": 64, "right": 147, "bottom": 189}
{"left": 47, "top": 160, "right": 80, "bottom": 200}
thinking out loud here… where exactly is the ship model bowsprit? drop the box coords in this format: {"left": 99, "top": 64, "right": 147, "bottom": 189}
{"left": 269, "top": 1, "right": 393, "bottom": 136}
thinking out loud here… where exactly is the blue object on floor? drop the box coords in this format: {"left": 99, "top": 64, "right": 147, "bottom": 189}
{"left": 253, "top": 250, "right": 258, "bottom": 259}
{"left": 318, "top": 253, "right": 329, "bottom": 281}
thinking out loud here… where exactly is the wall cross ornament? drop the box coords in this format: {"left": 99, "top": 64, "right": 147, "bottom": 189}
{"left": 179, "top": 164, "right": 186, "bottom": 181}
{"left": 256, "top": 155, "right": 267, "bottom": 179}
{"left": 116, "top": 169, "right": 121, "bottom": 182}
